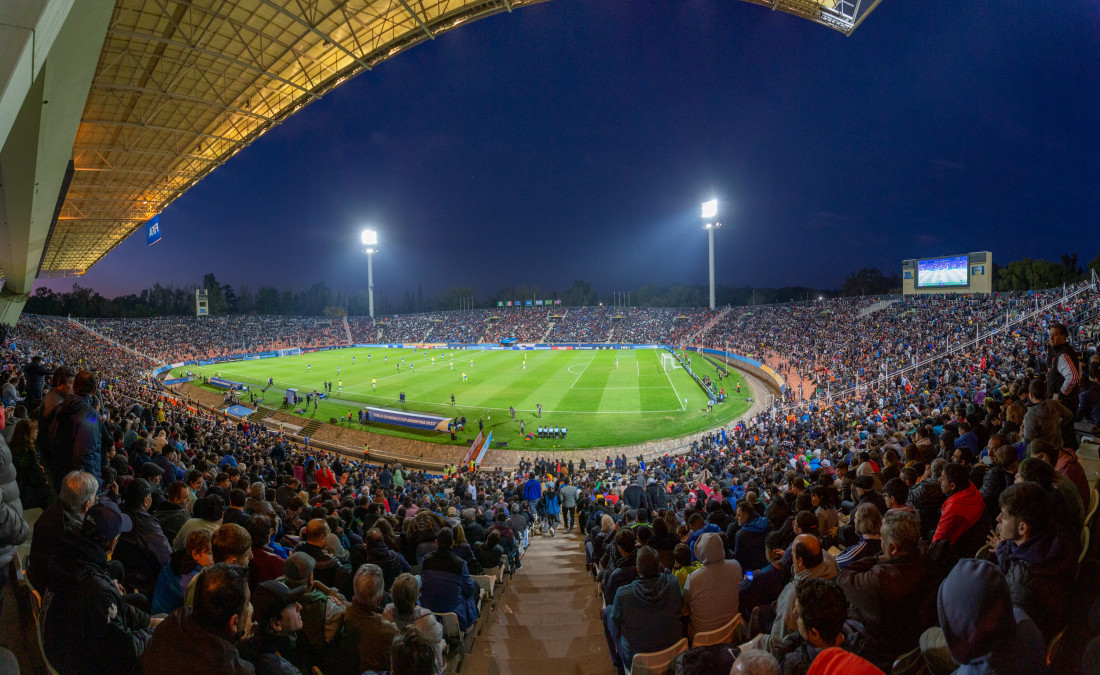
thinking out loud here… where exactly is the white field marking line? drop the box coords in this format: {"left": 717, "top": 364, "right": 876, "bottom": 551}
{"left": 572, "top": 386, "right": 669, "bottom": 390}
{"left": 659, "top": 349, "right": 685, "bottom": 410}
{"left": 569, "top": 355, "right": 597, "bottom": 390}
{"left": 637, "top": 360, "right": 640, "bottom": 376}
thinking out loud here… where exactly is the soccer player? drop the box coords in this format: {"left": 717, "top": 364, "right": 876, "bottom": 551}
{"left": 469, "top": 359, "right": 473, "bottom": 367}
{"left": 616, "top": 357, "right": 619, "bottom": 368}
{"left": 337, "top": 366, "right": 341, "bottom": 375}
{"left": 308, "top": 363, "right": 311, "bottom": 372}
{"left": 338, "top": 380, "right": 342, "bottom": 391}
{"left": 352, "top": 355, "right": 355, "bottom": 364}
{"left": 432, "top": 357, "right": 435, "bottom": 366}
{"left": 372, "top": 378, "right": 376, "bottom": 390}
{"left": 510, "top": 406, "right": 516, "bottom": 420}
{"left": 462, "top": 372, "right": 468, "bottom": 382}
{"left": 537, "top": 403, "right": 542, "bottom": 418}
{"left": 451, "top": 393, "right": 456, "bottom": 406}
{"left": 450, "top": 362, "right": 454, "bottom": 371}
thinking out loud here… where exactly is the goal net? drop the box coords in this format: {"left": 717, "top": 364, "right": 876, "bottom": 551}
{"left": 660, "top": 352, "right": 680, "bottom": 371}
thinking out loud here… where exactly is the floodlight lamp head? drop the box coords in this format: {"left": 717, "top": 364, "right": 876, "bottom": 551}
{"left": 361, "top": 229, "right": 378, "bottom": 246}
{"left": 703, "top": 222, "right": 712, "bottom": 230}
{"left": 701, "top": 199, "right": 718, "bottom": 219}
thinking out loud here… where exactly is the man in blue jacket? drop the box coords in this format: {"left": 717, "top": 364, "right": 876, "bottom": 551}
{"left": 733, "top": 500, "right": 771, "bottom": 572}
{"left": 523, "top": 473, "right": 542, "bottom": 527}
{"left": 420, "top": 527, "right": 479, "bottom": 631}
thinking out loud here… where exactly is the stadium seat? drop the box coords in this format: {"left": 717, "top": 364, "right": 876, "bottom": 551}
{"left": 472, "top": 575, "right": 495, "bottom": 610}
{"left": 890, "top": 646, "right": 929, "bottom": 675}
{"left": 691, "top": 614, "right": 743, "bottom": 647}
{"left": 627, "top": 637, "right": 688, "bottom": 675}
{"left": 1085, "top": 489, "right": 1098, "bottom": 528}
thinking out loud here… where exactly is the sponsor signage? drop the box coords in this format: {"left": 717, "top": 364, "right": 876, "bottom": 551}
{"left": 146, "top": 215, "right": 162, "bottom": 246}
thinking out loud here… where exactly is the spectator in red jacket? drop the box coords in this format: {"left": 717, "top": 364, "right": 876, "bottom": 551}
{"left": 933, "top": 463, "right": 985, "bottom": 547}
{"left": 314, "top": 461, "right": 336, "bottom": 490}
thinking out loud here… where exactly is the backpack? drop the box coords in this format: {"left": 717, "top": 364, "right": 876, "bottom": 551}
{"left": 674, "top": 643, "right": 741, "bottom": 675}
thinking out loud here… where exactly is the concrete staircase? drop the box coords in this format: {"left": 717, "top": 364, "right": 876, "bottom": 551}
{"left": 248, "top": 406, "right": 276, "bottom": 423}
{"left": 463, "top": 529, "right": 616, "bottom": 675}
{"left": 342, "top": 316, "right": 353, "bottom": 344}
{"left": 691, "top": 305, "right": 733, "bottom": 346}
{"left": 858, "top": 298, "right": 900, "bottom": 317}
{"left": 300, "top": 419, "right": 322, "bottom": 437}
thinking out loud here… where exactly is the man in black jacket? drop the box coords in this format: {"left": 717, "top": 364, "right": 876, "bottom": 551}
{"left": 42, "top": 500, "right": 153, "bottom": 674}
{"left": 116, "top": 478, "right": 173, "bottom": 599}
{"left": 622, "top": 475, "right": 648, "bottom": 512}
{"left": 644, "top": 478, "right": 668, "bottom": 512}
{"left": 28, "top": 470, "right": 98, "bottom": 593}
{"left": 152, "top": 481, "right": 191, "bottom": 546}
{"left": 293, "top": 518, "right": 351, "bottom": 596}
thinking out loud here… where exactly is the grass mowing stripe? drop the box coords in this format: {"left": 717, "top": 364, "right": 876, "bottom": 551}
{"left": 187, "top": 347, "right": 750, "bottom": 449}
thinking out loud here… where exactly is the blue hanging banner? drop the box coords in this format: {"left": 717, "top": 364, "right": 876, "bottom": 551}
{"left": 146, "top": 215, "right": 162, "bottom": 246}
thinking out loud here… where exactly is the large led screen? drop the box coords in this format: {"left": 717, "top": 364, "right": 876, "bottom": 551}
{"left": 917, "top": 255, "right": 969, "bottom": 288}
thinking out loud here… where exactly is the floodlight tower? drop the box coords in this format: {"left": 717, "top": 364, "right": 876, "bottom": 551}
{"left": 361, "top": 229, "right": 378, "bottom": 318}
{"left": 701, "top": 200, "right": 722, "bottom": 310}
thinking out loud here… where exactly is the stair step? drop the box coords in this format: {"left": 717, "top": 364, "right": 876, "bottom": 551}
{"left": 460, "top": 653, "right": 617, "bottom": 675}
{"left": 470, "top": 635, "right": 609, "bottom": 659}
{"left": 479, "top": 620, "right": 606, "bottom": 641}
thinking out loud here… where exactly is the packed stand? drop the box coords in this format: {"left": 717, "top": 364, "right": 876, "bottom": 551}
{"left": 482, "top": 309, "right": 550, "bottom": 343}
{"left": 544, "top": 307, "right": 614, "bottom": 343}
{"left": 83, "top": 316, "right": 345, "bottom": 363}
{"left": 0, "top": 315, "right": 575, "bottom": 675}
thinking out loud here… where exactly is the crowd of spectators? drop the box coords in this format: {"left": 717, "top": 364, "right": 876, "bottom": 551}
{"left": 545, "top": 308, "right": 614, "bottom": 343}
{"left": 1, "top": 281, "right": 1099, "bottom": 673}
{"left": 82, "top": 316, "right": 344, "bottom": 362}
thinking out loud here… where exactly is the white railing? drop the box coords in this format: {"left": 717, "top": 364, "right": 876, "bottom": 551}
{"left": 776, "top": 276, "right": 1099, "bottom": 412}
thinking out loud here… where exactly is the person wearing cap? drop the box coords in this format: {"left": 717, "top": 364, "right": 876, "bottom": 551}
{"left": 239, "top": 580, "right": 306, "bottom": 675}
{"left": 282, "top": 550, "right": 347, "bottom": 669}
{"left": 42, "top": 500, "right": 154, "bottom": 675}
{"left": 115, "top": 477, "right": 173, "bottom": 598}
{"left": 142, "top": 563, "right": 255, "bottom": 675}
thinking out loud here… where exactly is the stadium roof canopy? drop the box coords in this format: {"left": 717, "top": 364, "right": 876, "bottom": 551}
{"left": 23, "top": 0, "right": 883, "bottom": 278}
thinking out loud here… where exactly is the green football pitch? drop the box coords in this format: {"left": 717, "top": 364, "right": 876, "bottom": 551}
{"left": 189, "top": 348, "right": 751, "bottom": 450}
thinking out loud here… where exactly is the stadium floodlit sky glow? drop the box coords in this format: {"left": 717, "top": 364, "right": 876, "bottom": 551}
{"left": 39, "top": 0, "right": 1100, "bottom": 299}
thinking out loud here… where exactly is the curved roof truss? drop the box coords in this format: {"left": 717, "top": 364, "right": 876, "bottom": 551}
{"left": 39, "top": 0, "right": 882, "bottom": 276}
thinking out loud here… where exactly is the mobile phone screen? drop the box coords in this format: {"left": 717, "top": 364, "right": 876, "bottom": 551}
{"left": 746, "top": 570, "right": 754, "bottom": 581}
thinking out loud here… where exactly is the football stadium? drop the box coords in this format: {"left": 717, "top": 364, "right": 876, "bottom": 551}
{"left": 1, "top": 1, "right": 1100, "bottom": 675}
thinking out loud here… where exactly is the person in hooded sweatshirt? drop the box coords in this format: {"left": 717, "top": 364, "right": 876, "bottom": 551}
{"left": 920, "top": 558, "right": 1046, "bottom": 675}
{"left": 606, "top": 545, "right": 682, "bottom": 671}
{"left": 683, "top": 531, "right": 742, "bottom": 638}
{"left": 991, "top": 481, "right": 1077, "bottom": 642}
{"left": 732, "top": 500, "right": 771, "bottom": 572}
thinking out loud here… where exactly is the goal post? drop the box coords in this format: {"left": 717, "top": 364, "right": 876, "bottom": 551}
{"left": 660, "top": 352, "right": 680, "bottom": 371}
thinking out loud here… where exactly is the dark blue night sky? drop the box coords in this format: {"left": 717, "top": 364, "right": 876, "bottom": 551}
{"left": 42, "top": 0, "right": 1100, "bottom": 299}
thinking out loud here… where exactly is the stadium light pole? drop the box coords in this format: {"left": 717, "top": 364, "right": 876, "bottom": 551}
{"left": 701, "top": 200, "right": 721, "bottom": 310}
{"left": 361, "top": 229, "right": 378, "bottom": 318}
